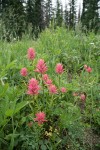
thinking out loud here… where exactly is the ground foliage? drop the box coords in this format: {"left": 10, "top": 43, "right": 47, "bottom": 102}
{"left": 0, "top": 27, "right": 100, "bottom": 150}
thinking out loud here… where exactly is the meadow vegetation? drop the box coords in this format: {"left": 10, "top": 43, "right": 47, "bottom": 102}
{"left": 0, "top": 27, "right": 100, "bottom": 150}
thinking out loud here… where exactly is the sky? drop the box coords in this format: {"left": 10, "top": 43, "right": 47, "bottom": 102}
{"left": 52, "top": 0, "right": 83, "bottom": 12}
{"left": 52, "top": 0, "right": 100, "bottom": 15}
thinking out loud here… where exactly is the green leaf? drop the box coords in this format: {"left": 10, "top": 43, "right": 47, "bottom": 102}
{"left": 0, "top": 83, "right": 9, "bottom": 97}
{"left": 5, "top": 109, "right": 14, "bottom": 117}
{"left": 14, "top": 101, "right": 29, "bottom": 114}
{"left": 41, "top": 144, "right": 47, "bottom": 150}
{"left": 5, "top": 101, "right": 29, "bottom": 117}
{"left": 5, "top": 134, "right": 19, "bottom": 140}
{"left": 5, "top": 60, "right": 17, "bottom": 70}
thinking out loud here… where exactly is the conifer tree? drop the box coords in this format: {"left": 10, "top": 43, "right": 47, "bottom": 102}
{"left": 68, "top": 0, "right": 76, "bottom": 29}
{"left": 81, "top": 0, "right": 100, "bottom": 33}
{"left": 56, "top": 0, "right": 63, "bottom": 27}
{"left": 26, "top": 0, "right": 35, "bottom": 35}
{"left": 33, "top": 0, "right": 45, "bottom": 37}
{"left": 45, "top": 0, "right": 52, "bottom": 27}
{"left": 64, "top": 4, "right": 69, "bottom": 28}
{"left": 1, "top": 0, "right": 25, "bottom": 40}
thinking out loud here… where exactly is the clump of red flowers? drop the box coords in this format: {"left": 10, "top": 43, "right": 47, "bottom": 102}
{"left": 55, "top": 63, "right": 64, "bottom": 74}
{"left": 84, "top": 64, "right": 92, "bottom": 73}
{"left": 48, "top": 84, "right": 58, "bottom": 94}
{"left": 35, "top": 59, "right": 48, "bottom": 74}
{"left": 34, "top": 112, "right": 47, "bottom": 125}
{"left": 27, "top": 47, "right": 36, "bottom": 60}
{"left": 27, "top": 78, "right": 40, "bottom": 95}
{"left": 20, "top": 68, "right": 28, "bottom": 76}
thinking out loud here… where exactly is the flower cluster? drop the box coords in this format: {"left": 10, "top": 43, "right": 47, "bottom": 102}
{"left": 35, "top": 59, "right": 48, "bottom": 74}
{"left": 20, "top": 47, "right": 93, "bottom": 127}
{"left": 34, "top": 112, "right": 47, "bottom": 125}
{"left": 20, "top": 47, "right": 67, "bottom": 96}
{"left": 20, "top": 68, "right": 28, "bottom": 77}
{"left": 48, "top": 84, "right": 58, "bottom": 94}
{"left": 55, "top": 63, "right": 64, "bottom": 74}
{"left": 42, "top": 74, "right": 66, "bottom": 94}
{"left": 27, "top": 78, "right": 40, "bottom": 95}
{"left": 27, "top": 47, "right": 36, "bottom": 60}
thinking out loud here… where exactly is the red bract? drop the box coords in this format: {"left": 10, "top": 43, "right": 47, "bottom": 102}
{"left": 35, "top": 59, "right": 48, "bottom": 74}
{"left": 34, "top": 112, "right": 47, "bottom": 125}
{"left": 27, "top": 78, "right": 40, "bottom": 95}
{"left": 86, "top": 67, "right": 92, "bottom": 73}
{"left": 55, "top": 63, "right": 64, "bottom": 74}
{"left": 60, "top": 87, "right": 67, "bottom": 93}
{"left": 20, "top": 68, "right": 28, "bottom": 76}
{"left": 27, "top": 47, "right": 35, "bottom": 60}
{"left": 80, "top": 94, "right": 86, "bottom": 101}
{"left": 48, "top": 84, "right": 58, "bottom": 94}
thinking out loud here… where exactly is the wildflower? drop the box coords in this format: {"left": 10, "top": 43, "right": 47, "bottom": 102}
{"left": 27, "top": 78, "right": 40, "bottom": 95}
{"left": 42, "top": 74, "right": 49, "bottom": 81}
{"left": 86, "top": 67, "right": 92, "bottom": 73}
{"left": 45, "top": 79, "right": 52, "bottom": 86}
{"left": 20, "top": 68, "right": 28, "bottom": 76}
{"left": 45, "top": 131, "right": 52, "bottom": 137}
{"left": 55, "top": 63, "right": 64, "bottom": 74}
{"left": 27, "top": 47, "right": 35, "bottom": 60}
{"left": 34, "top": 112, "right": 47, "bottom": 125}
{"left": 48, "top": 84, "right": 58, "bottom": 94}
{"left": 35, "top": 59, "right": 48, "bottom": 74}
{"left": 80, "top": 94, "right": 86, "bottom": 101}
{"left": 60, "top": 87, "right": 67, "bottom": 93}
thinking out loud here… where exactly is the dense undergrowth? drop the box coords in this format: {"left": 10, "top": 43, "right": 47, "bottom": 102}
{"left": 0, "top": 27, "right": 100, "bottom": 150}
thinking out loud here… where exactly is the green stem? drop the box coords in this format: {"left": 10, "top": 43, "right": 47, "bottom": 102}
{"left": 40, "top": 74, "right": 44, "bottom": 96}
{"left": 50, "top": 95, "right": 55, "bottom": 108}
{"left": 90, "top": 86, "right": 93, "bottom": 150}
{"left": 29, "top": 101, "right": 34, "bottom": 112}
{"left": 41, "top": 74, "right": 45, "bottom": 107}
{"left": 9, "top": 116, "right": 15, "bottom": 150}
{"left": 58, "top": 75, "right": 61, "bottom": 87}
